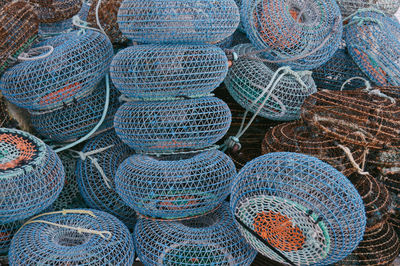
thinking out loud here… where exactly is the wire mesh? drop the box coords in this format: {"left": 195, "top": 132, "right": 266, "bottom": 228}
{"left": 114, "top": 96, "right": 231, "bottom": 153}
{"left": 224, "top": 44, "right": 317, "bottom": 121}
{"left": 110, "top": 44, "right": 228, "bottom": 99}
{"left": 0, "top": 220, "right": 24, "bottom": 255}
{"left": 117, "top": 0, "right": 240, "bottom": 44}
{"left": 337, "top": 0, "right": 400, "bottom": 17}
{"left": 28, "top": 0, "right": 82, "bottom": 23}
{"left": 344, "top": 10, "right": 400, "bottom": 86}
{"left": 0, "top": 30, "right": 113, "bottom": 111}
{"left": 0, "top": 128, "right": 65, "bottom": 223}
{"left": 76, "top": 130, "right": 137, "bottom": 229}
{"left": 371, "top": 167, "right": 400, "bottom": 195}
{"left": 241, "top": 0, "right": 343, "bottom": 70}
{"left": 9, "top": 209, "right": 135, "bottom": 265}
{"left": 231, "top": 152, "right": 366, "bottom": 265}
{"left": 115, "top": 149, "right": 236, "bottom": 220}
{"left": 134, "top": 202, "right": 257, "bottom": 265}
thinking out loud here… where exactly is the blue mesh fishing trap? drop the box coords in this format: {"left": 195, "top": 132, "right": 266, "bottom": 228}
{"left": 134, "top": 203, "right": 257, "bottom": 265}
{"left": 344, "top": 10, "right": 400, "bottom": 86}
{"left": 114, "top": 96, "right": 232, "bottom": 153}
{"left": 0, "top": 30, "right": 113, "bottom": 111}
{"left": 30, "top": 79, "right": 120, "bottom": 143}
{"left": 224, "top": 44, "right": 316, "bottom": 121}
{"left": 230, "top": 152, "right": 366, "bottom": 265}
{"left": 110, "top": 44, "right": 228, "bottom": 99}
{"left": 76, "top": 130, "right": 137, "bottom": 229}
{"left": 8, "top": 209, "right": 135, "bottom": 265}
{"left": 336, "top": 0, "right": 400, "bottom": 17}
{"left": 241, "top": 0, "right": 343, "bottom": 70}
{"left": 115, "top": 149, "right": 236, "bottom": 220}
{"left": 0, "top": 128, "right": 65, "bottom": 223}
{"left": 117, "top": 0, "right": 240, "bottom": 44}
{"left": 0, "top": 220, "right": 24, "bottom": 255}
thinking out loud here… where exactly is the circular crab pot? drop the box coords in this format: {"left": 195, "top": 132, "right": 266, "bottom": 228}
{"left": 110, "top": 44, "right": 228, "bottom": 99}
{"left": 117, "top": 0, "right": 240, "bottom": 44}
{"left": 0, "top": 128, "right": 65, "bottom": 223}
{"left": 224, "top": 44, "right": 316, "bottom": 121}
{"left": 242, "top": 0, "right": 343, "bottom": 70}
{"left": 114, "top": 96, "right": 231, "bottom": 153}
{"left": 336, "top": 0, "right": 400, "bottom": 17}
{"left": 134, "top": 203, "right": 257, "bottom": 265}
{"left": 9, "top": 209, "right": 135, "bottom": 265}
{"left": 0, "top": 220, "right": 24, "bottom": 255}
{"left": 28, "top": 0, "right": 82, "bottom": 23}
{"left": 115, "top": 149, "right": 236, "bottom": 220}
{"left": 231, "top": 152, "right": 366, "bottom": 265}
{"left": 1, "top": 30, "right": 113, "bottom": 111}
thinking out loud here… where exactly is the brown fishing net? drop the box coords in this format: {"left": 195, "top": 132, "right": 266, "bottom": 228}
{"left": 0, "top": 0, "right": 38, "bottom": 73}
{"left": 28, "top": 0, "right": 82, "bottom": 23}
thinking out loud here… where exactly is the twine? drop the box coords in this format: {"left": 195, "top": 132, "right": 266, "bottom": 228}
{"left": 118, "top": 93, "right": 215, "bottom": 103}
{"left": 17, "top": 45, "right": 54, "bottom": 61}
{"left": 337, "top": 144, "right": 369, "bottom": 175}
{"left": 340, "top": 76, "right": 371, "bottom": 91}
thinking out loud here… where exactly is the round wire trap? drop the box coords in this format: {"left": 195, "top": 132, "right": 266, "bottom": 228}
{"left": 337, "top": 0, "right": 400, "bottom": 18}
{"left": 0, "top": 220, "right": 24, "bottom": 255}
{"left": 28, "top": 0, "right": 82, "bottom": 23}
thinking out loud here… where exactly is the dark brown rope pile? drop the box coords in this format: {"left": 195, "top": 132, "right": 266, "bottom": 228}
{"left": 28, "top": 0, "right": 81, "bottom": 23}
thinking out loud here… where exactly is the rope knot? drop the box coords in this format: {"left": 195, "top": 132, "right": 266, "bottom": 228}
{"left": 224, "top": 136, "right": 242, "bottom": 151}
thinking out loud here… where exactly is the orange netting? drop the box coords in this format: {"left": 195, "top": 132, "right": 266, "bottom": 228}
{"left": 0, "top": 133, "right": 37, "bottom": 170}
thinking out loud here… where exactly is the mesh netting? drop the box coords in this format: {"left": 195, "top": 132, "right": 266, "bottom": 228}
{"left": 371, "top": 167, "right": 400, "bottom": 195}
{"left": 115, "top": 149, "right": 236, "bottom": 220}
{"left": 241, "top": 0, "right": 342, "bottom": 70}
{"left": 301, "top": 89, "right": 400, "bottom": 149}
{"left": 30, "top": 79, "right": 120, "bottom": 143}
{"left": 110, "top": 44, "right": 228, "bottom": 99}
{"left": 216, "top": 34, "right": 234, "bottom": 49}
{"left": 337, "top": 0, "right": 400, "bottom": 17}
{"left": 0, "top": 30, "right": 113, "bottom": 111}
{"left": 28, "top": 0, "right": 82, "bottom": 23}
{"left": 114, "top": 96, "right": 231, "bottom": 153}
{"left": 134, "top": 203, "right": 257, "bottom": 265}
{"left": 224, "top": 44, "right": 316, "bottom": 121}
{"left": 9, "top": 209, "right": 135, "bottom": 265}
{"left": 344, "top": 10, "right": 400, "bottom": 86}
{"left": 0, "top": 1, "right": 39, "bottom": 73}
{"left": 0, "top": 220, "right": 24, "bottom": 255}
{"left": 0, "top": 128, "right": 65, "bottom": 223}
{"left": 76, "top": 130, "right": 137, "bottom": 229}
{"left": 262, "top": 121, "right": 366, "bottom": 176}
{"left": 117, "top": 0, "right": 240, "bottom": 44}
{"left": 231, "top": 152, "right": 366, "bottom": 265}
{"left": 0, "top": 93, "right": 31, "bottom": 131}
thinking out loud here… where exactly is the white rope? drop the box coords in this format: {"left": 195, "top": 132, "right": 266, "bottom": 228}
{"left": 72, "top": 15, "right": 101, "bottom": 34}
{"left": 340, "top": 76, "right": 371, "bottom": 91}
{"left": 18, "top": 45, "right": 54, "bottom": 61}
{"left": 337, "top": 144, "right": 369, "bottom": 175}
{"left": 95, "top": 0, "right": 107, "bottom": 36}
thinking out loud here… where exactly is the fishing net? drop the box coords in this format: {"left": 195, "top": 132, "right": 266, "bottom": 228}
{"left": 114, "top": 96, "right": 231, "bottom": 153}
{"left": 8, "top": 209, "right": 135, "bottom": 265}
{"left": 231, "top": 152, "right": 366, "bottom": 265}
{"left": 262, "top": 121, "right": 366, "bottom": 176}
{"left": 134, "top": 202, "right": 257, "bottom": 265}
{"left": 117, "top": 0, "right": 240, "bottom": 44}
{"left": 241, "top": 0, "right": 342, "bottom": 70}
{"left": 28, "top": 0, "right": 82, "bottom": 23}
{"left": 370, "top": 167, "right": 400, "bottom": 195}
{"left": 301, "top": 89, "right": 400, "bottom": 149}
{"left": 216, "top": 34, "right": 234, "bottom": 49}
{"left": 224, "top": 44, "right": 316, "bottom": 121}
{"left": 115, "top": 149, "right": 236, "bottom": 220}
{"left": 344, "top": 10, "right": 400, "bottom": 86}
{"left": 110, "top": 44, "right": 228, "bottom": 99}
{"left": 30, "top": 79, "right": 120, "bottom": 143}
{"left": 0, "top": 1, "right": 39, "bottom": 73}
{"left": 0, "top": 30, "right": 113, "bottom": 111}
{"left": 0, "top": 128, "right": 65, "bottom": 223}
{"left": 337, "top": 0, "right": 400, "bottom": 17}
{"left": 0, "top": 93, "right": 30, "bottom": 131}
{"left": 76, "top": 130, "right": 137, "bottom": 229}
{"left": 0, "top": 220, "right": 24, "bottom": 255}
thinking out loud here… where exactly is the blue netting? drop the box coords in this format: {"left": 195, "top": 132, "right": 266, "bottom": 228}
{"left": 241, "top": 0, "right": 343, "bottom": 70}
{"left": 0, "top": 220, "right": 24, "bottom": 255}
{"left": 0, "top": 128, "right": 65, "bottom": 223}
{"left": 337, "top": 0, "right": 400, "bottom": 17}
{"left": 110, "top": 44, "right": 228, "bottom": 99}
{"left": 76, "top": 130, "right": 137, "bottom": 229}
{"left": 134, "top": 202, "right": 257, "bottom": 265}
{"left": 114, "top": 96, "right": 232, "bottom": 153}
{"left": 8, "top": 209, "right": 135, "bottom": 265}
{"left": 344, "top": 10, "right": 400, "bottom": 86}
{"left": 230, "top": 152, "right": 366, "bottom": 265}
{"left": 115, "top": 149, "right": 236, "bottom": 220}
{"left": 117, "top": 0, "right": 240, "bottom": 44}
{"left": 224, "top": 44, "right": 316, "bottom": 121}
{"left": 0, "top": 30, "right": 113, "bottom": 111}
{"left": 30, "top": 79, "right": 120, "bottom": 143}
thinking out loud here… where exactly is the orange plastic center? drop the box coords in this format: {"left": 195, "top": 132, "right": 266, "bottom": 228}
{"left": 0, "top": 133, "right": 37, "bottom": 170}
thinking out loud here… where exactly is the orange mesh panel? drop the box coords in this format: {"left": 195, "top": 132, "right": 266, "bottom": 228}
{"left": 39, "top": 82, "right": 81, "bottom": 106}
{"left": 0, "top": 133, "right": 37, "bottom": 170}
{"left": 159, "top": 195, "right": 199, "bottom": 211}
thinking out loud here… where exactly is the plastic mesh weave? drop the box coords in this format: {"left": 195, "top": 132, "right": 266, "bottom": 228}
{"left": 242, "top": 0, "right": 342, "bottom": 70}
{"left": 224, "top": 44, "right": 317, "bottom": 121}
{"left": 337, "top": 0, "right": 400, "bottom": 17}
{"left": 110, "top": 44, "right": 228, "bottom": 99}
{"left": 344, "top": 10, "right": 400, "bottom": 86}
{"left": 134, "top": 203, "right": 257, "bottom": 265}
{"left": 115, "top": 150, "right": 236, "bottom": 220}
{"left": 0, "top": 128, "right": 65, "bottom": 223}
{"left": 0, "top": 30, "right": 113, "bottom": 111}
{"left": 9, "top": 209, "right": 135, "bottom": 265}
{"left": 28, "top": 0, "right": 82, "bottom": 23}
{"left": 0, "top": 220, "right": 24, "bottom": 255}
{"left": 77, "top": 130, "right": 137, "bottom": 229}
{"left": 231, "top": 152, "right": 366, "bottom": 265}
{"left": 114, "top": 97, "right": 231, "bottom": 153}
{"left": 117, "top": 0, "right": 240, "bottom": 44}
